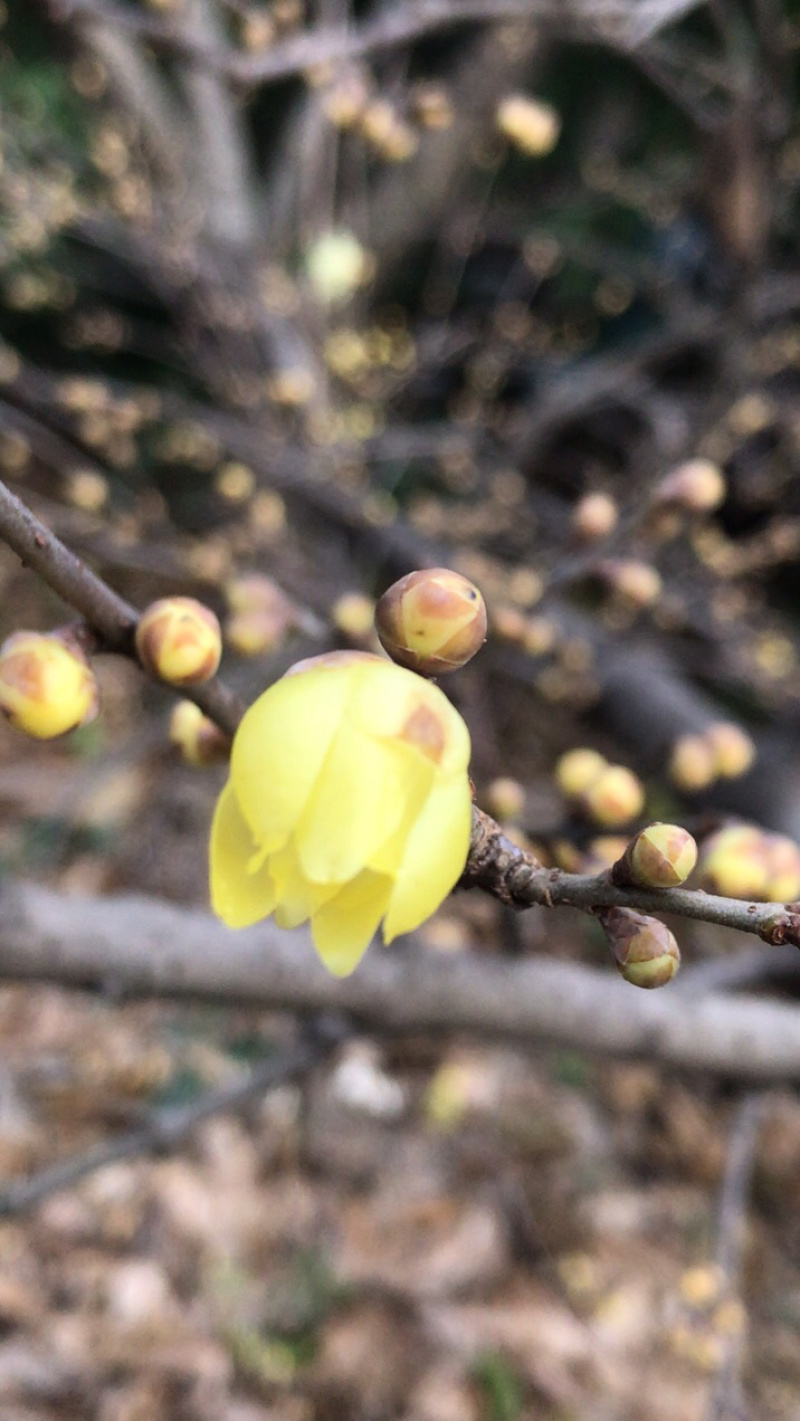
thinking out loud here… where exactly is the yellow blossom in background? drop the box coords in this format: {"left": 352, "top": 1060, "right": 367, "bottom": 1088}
{"left": 210, "top": 651, "right": 472, "bottom": 976}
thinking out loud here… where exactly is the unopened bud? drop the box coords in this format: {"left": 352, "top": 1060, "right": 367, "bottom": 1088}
{"left": 599, "top": 559, "right": 662, "bottom": 609}
{"left": 169, "top": 700, "right": 230, "bottom": 766}
{"left": 485, "top": 776, "right": 526, "bottom": 822}
{"left": 655, "top": 459, "right": 726, "bottom": 513}
{"left": 555, "top": 747, "right": 607, "bottom": 798}
{"left": 699, "top": 824, "right": 800, "bottom": 901}
{"left": 706, "top": 722, "right": 755, "bottom": 779}
{"left": 599, "top": 906, "right": 680, "bottom": 988}
{"left": 136, "top": 597, "right": 222, "bottom": 685}
{"left": 0, "top": 630, "right": 99, "bottom": 739}
{"left": 375, "top": 568, "right": 487, "bottom": 675}
{"left": 496, "top": 95, "right": 561, "bottom": 156}
{"left": 224, "top": 575, "right": 296, "bottom": 657}
{"left": 614, "top": 822, "right": 698, "bottom": 888}
{"left": 332, "top": 592, "right": 376, "bottom": 642}
{"left": 669, "top": 734, "right": 717, "bottom": 793}
{"left": 580, "top": 764, "right": 644, "bottom": 828}
{"left": 572, "top": 491, "right": 618, "bottom": 544}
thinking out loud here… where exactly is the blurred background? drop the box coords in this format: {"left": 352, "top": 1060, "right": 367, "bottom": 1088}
{"left": 3, "top": 1, "right": 800, "bottom": 1417}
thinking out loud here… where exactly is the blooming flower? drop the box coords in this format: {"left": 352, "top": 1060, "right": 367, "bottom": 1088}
{"left": 210, "top": 651, "right": 472, "bottom": 976}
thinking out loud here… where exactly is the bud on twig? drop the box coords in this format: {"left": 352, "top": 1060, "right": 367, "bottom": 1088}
{"left": 612, "top": 822, "right": 698, "bottom": 888}
{"left": 571, "top": 491, "right": 618, "bottom": 544}
{"left": 224, "top": 574, "right": 297, "bottom": 657}
{"left": 496, "top": 94, "right": 561, "bottom": 156}
{"left": 580, "top": 764, "right": 645, "bottom": 829}
{"left": 0, "top": 630, "right": 99, "bottom": 740}
{"left": 169, "top": 700, "right": 231, "bottom": 766}
{"left": 555, "top": 747, "right": 607, "bottom": 798}
{"left": 669, "top": 733, "right": 717, "bottom": 793}
{"left": 598, "top": 906, "right": 680, "bottom": 989}
{"left": 654, "top": 459, "right": 726, "bottom": 513}
{"left": 136, "top": 597, "right": 222, "bottom": 685}
{"left": 375, "top": 568, "right": 486, "bottom": 676}
{"left": 706, "top": 722, "right": 755, "bottom": 779}
{"left": 698, "top": 824, "right": 800, "bottom": 902}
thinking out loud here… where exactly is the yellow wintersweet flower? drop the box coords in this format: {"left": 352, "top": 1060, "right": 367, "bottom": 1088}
{"left": 210, "top": 651, "right": 472, "bottom": 976}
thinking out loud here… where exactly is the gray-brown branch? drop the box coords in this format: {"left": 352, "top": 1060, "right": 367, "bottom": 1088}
{"left": 2, "top": 881, "right": 800, "bottom": 1081}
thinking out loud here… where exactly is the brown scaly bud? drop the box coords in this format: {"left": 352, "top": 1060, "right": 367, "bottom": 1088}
{"left": 375, "top": 568, "right": 487, "bottom": 676}
{"left": 571, "top": 491, "right": 618, "bottom": 544}
{"left": 706, "top": 722, "right": 756, "bottom": 779}
{"left": 0, "top": 630, "right": 99, "bottom": 740}
{"left": 698, "top": 824, "right": 800, "bottom": 902}
{"left": 580, "top": 764, "right": 645, "bottom": 829}
{"left": 669, "top": 733, "right": 717, "bottom": 793}
{"left": 598, "top": 906, "right": 680, "bottom": 989}
{"left": 555, "top": 747, "right": 607, "bottom": 799}
{"left": 136, "top": 597, "right": 221, "bottom": 685}
{"left": 654, "top": 459, "right": 726, "bottom": 513}
{"left": 169, "top": 700, "right": 231, "bottom": 766}
{"left": 613, "top": 822, "right": 698, "bottom": 889}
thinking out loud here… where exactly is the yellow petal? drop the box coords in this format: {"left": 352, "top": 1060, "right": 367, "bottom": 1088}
{"left": 231, "top": 664, "right": 353, "bottom": 849}
{"left": 295, "top": 719, "right": 410, "bottom": 884}
{"left": 311, "top": 869, "right": 393, "bottom": 976}
{"left": 268, "top": 838, "right": 340, "bottom": 929}
{"left": 352, "top": 660, "right": 471, "bottom": 776}
{"left": 383, "top": 775, "right": 472, "bottom": 942}
{"left": 210, "top": 781, "right": 278, "bottom": 928}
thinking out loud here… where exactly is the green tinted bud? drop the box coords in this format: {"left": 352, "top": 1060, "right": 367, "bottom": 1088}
{"left": 619, "top": 822, "right": 698, "bottom": 888}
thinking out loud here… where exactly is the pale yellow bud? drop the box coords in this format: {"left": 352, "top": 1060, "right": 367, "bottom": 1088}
{"left": 135, "top": 597, "right": 222, "bottom": 685}
{"left": 580, "top": 765, "right": 644, "bottom": 828}
{"left": 655, "top": 459, "right": 726, "bottom": 513}
{"left": 169, "top": 700, "right": 230, "bottom": 766}
{"left": 706, "top": 722, "right": 755, "bottom": 779}
{"left": 0, "top": 631, "right": 98, "bottom": 739}
{"left": 572, "top": 491, "right": 618, "bottom": 543}
{"left": 496, "top": 95, "right": 561, "bottom": 156}
{"left": 375, "top": 568, "right": 487, "bottom": 676}
{"left": 669, "top": 734, "right": 717, "bottom": 793}
{"left": 555, "top": 747, "right": 607, "bottom": 798}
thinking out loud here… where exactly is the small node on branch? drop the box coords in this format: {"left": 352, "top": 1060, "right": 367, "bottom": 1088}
{"left": 598, "top": 906, "right": 681, "bottom": 989}
{"left": 654, "top": 458, "right": 726, "bottom": 513}
{"left": 699, "top": 825, "right": 800, "bottom": 902}
{"left": 136, "top": 597, "right": 222, "bottom": 686}
{"left": 0, "top": 630, "right": 99, "bottom": 740}
{"left": 169, "top": 701, "right": 231, "bottom": 766}
{"left": 612, "top": 823, "right": 698, "bottom": 889}
{"left": 375, "top": 568, "right": 487, "bottom": 676}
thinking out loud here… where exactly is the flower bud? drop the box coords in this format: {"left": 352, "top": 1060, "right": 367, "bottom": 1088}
{"left": 655, "top": 459, "right": 725, "bottom": 513}
{"left": 484, "top": 776, "right": 526, "bottom": 822}
{"left": 555, "top": 747, "right": 607, "bottom": 798}
{"left": 580, "top": 764, "right": 644, "bottom": 828}
{"left": 332, "top": 591, "right": 376, "bottom": 643}
{"left": 224, "top": 574, "right": 297, "bottom": 656}
{"left": 375, "top": 568, "right": 487, "bottom": 675}
{"left": 615, "top": 822, "right": 698, "bottom": 888}
{"left": 135, "top": 597, "right": 222, "bottom": 685}
{"left": 0, "top": 630, "right": 99, "bottom": 739}
{"left": 599, "top": 906, "right": 680, "bottom": 988}
{"left": 169, "top": 700, "right": 231, "bottom": 766}
{"left": 706, "top": 722, "right": 755, "bottom": 779}
{"left": 496, "top": 95, "right": 561, "bottom": 156}
{"left": 698, "top": 824, "right": 800, "bottom": 901}
{"left": 598, "top": 559, "right": 662, "bottom": 609}
{"left": 571, "top": 491, "right": 618, "bottom": 544}
{"left": 669, "top": 733, "right": 717, "bottom": 793}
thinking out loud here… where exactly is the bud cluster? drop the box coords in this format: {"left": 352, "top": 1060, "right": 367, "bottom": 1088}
{"left": 698, "top": 824, "right": 800, "bottom": 902}
{"left": 375, "top": 568, "right": 487, "bottom": 676}
{"left": 669, "top": 721, "right": 755, "bottom": 793}
{"left": 555, "top": 748, "right": 644, "bottom": 828}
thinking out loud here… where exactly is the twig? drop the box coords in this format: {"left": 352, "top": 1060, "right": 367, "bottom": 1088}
{"left": 0, "top": 478, "right": 244, "bottom": 737}
{"left": 0, "top": 1015, "right": 350, "bottom": 1217}
{"left": 4, "top": 881, "right": 800, "bottom": 1081}
{"left": 705, "top": 1093, "right": 769, "bottom": 1421}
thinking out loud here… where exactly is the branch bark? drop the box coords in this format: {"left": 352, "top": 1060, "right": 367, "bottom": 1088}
{"left": 2, "top": 880, "right": 800, "bottom": 1081}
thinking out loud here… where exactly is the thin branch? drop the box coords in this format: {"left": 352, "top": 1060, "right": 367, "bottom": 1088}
{"left": 0, "top": 478, "right": 244, "bottom": 737}
{"left": 0, "top": 1016, "right": 349, "bottom": 1217}
{"left": 4, "top": 881, "right": 800, "bottom": 1081}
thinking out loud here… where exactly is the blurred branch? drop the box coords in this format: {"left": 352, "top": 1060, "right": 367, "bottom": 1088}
{"left": 0, "top": 1015, "right": 349, "bottom": 1217}
{"left": 51, "top": 0, "right": 709, "bottom": 89}
{"left": 2, "top": 881, "right": 800, "bottom": 1080}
